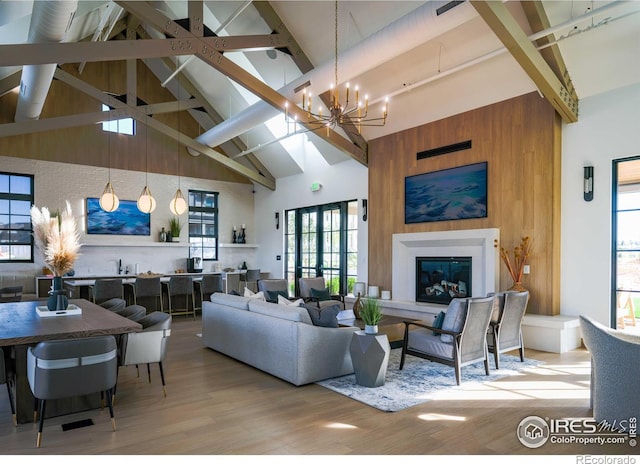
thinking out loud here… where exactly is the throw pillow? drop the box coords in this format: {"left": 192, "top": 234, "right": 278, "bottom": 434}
{"left": 440, "top": 298, "right": 468, "bottom": 343}
{"left": 277, "top": 294, "right": 304, "bottom": 307}
{"left": 266, "top": 289, "right": 289, "bottom": 303}
{"left": 432, "top": 311, "right": 446, "bottom": 336}
{"left": 304, "top": 303, "right": 340, "bottom": 328}
{"left": 243, "top": 287, "right": 266, "bottom": 301}
{"left": 310, "top": 287, "right": 331, "bottom": 301}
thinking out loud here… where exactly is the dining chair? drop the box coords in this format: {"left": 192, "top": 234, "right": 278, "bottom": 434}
{"left": 0, "top": 286, "right": 23, "bottom": 303}
{"left": 91, "top": 278, "right": 124, "bottom": 305}
{"left": 118, "top": 312, "right": 172, "bottom": 397}
{"left": 113, "top": 304, "right": 147, "bottom": 322}
{"left": 133, "top": 277, "right": 163, "bottom": 313}
{"left": 0, "top": 347, "right": 16, "bottom": 426}
{"left": 27, "top": 335, "right": 118, "bottom": 447}
{"left": 164, "top": 276, "right": 195, "bottom": 319}
{"left": 399, "top": 296, "right": 495, "bottom": 385}
{"left": 99, "top": 298, "right": 127, "bottom": 313}
{"left": 239, "top": 269, "right": 261, "bottom": 293}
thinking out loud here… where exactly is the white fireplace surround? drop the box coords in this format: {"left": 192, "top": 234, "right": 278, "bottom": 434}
{"left": 392, "top": 228, "right": 500, "bottom": 303}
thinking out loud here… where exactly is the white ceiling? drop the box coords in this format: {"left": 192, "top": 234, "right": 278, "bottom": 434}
{"left": 1, "top": 1, "right": 639, "bottom": 187}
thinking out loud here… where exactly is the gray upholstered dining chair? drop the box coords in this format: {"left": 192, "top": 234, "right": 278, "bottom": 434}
{"left": 100, "top": 298, "right": 127, "bottom": 313}
{"left": 298, "top": 277, "right": 345, "bottom": 310}
{"left": 580, "top": 315, "right": 640, "bottom": 428}
{"left": 0, "top": 347, "right": 16, "bottom": 426}
{"left": 0, "top": 286, "right": 22, "bottom": 303}
{"left": 486, "top": 290, "right": 529, "bottom": 369}
{"left": 91, "top": 278, "right": 124, "bottom": 305}
{"left": 118, "top": 312, "right": 172, "bottom": 397}
{"left": 27, "top": 335, "right": 118, "bottom": 447}
{"left": 113, "top": 304, "right": 147, "bottom": 322}
{"left": 400, "top": 296, "right": 495, "bottom": 385}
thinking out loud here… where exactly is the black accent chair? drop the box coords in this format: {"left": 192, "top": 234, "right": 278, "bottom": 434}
{"left": 400, "top": 296, "right": 495, "bottom": 385}
{"left": 27, "top": 336, "right": 118, "bottom": 447}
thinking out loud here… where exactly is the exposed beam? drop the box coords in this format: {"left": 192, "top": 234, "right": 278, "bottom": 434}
{"left": 0, "top": 34, "right": 285, "bottom": 67}
{"left": 0, "top": 99, "right": 202, "bottom": 137}
{"left": 470, "top": 0, "right": 578, "bottom": 122}
{"left": 116, "top": 1, "right": 366, "bottom": 164}
{"left": 188, "top": 0, "right": 204, "bottom": 37}
{"left": 520, "top": 1, "right": 577, "bottom": 101}
{"left": 52, "top": 68, "right": 275, "bottom": 190}
{"left": 0, "top": 70, "right": 20, "bottom": 98}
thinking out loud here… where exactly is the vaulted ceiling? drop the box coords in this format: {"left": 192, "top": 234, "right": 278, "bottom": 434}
{"left": 0, "top": 1, "right": 638, "bottom": 190}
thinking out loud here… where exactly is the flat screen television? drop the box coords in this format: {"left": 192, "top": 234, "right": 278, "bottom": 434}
{"left": 405, "top": 162, "right": 487, "bottom": 224}
{"left": 86, "top": 198, "right": 150, "bottom": 235}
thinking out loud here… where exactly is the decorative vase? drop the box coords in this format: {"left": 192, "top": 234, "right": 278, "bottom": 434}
{"left": 509, "top": 281, "right": 526, "bottom": 292}
{"left": 353, "top": 294, "right": 362, "bottom": 319}
{"left": 166, "top": 231, "right": 172, "bottom": 242}
{"left": 364, "top": 324, "right": 378, "bottom": 335}
{"left": 47, "top": 276, "right": 69, "bottom": 311}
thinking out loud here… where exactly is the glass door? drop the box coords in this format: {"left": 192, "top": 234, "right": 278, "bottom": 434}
{"left": 612, "top": 156, "right": 640, "bottom": 330}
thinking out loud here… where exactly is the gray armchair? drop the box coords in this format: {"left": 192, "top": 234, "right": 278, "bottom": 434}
{"left": 119, "top": 312, "right": 172, "bottom": 397}
{"left": 400, "top": 296, "right": 495, "bottom": 385}
{"left": 257, "top": 279, "right": 290, "bottom": 303}
{"left": 486, "top": 290, "right": 529, "bottom": 369}
{"left": 580, "top": 315, "right": 640, "bottom": 427}
{"left": 298, "top": 277, "right": 345, "bottom": 310}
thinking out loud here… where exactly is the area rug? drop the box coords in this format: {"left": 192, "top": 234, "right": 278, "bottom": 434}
{"left": 316, "top": 349, "right": 543, "bottom": 412}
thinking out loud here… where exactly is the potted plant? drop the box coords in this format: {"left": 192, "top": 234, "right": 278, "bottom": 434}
{"left": 359, "top": 297, "right": 382, "bottom": 334}
{"left": 169, "top": 217, "right": 182, "bottom": 242}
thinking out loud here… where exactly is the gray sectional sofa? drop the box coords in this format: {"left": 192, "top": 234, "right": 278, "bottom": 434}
{"left": 202, "top": 293, "right": 359, "bottom": 386}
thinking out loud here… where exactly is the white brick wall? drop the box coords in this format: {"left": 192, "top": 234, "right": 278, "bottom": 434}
{"left": 0, "top": 156, "right": 260, "bottom": 283}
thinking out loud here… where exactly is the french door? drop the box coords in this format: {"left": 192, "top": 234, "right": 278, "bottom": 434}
{"left": 285, "top": 200, "right": 357, "bottom": 297}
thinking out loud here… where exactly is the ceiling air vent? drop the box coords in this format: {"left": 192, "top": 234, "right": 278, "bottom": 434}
{"left": 436, "top": 1, "right": 465, "bottom": 16}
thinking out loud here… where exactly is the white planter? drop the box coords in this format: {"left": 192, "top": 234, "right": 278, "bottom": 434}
{"left": 364, "top": 324, "right": 379, "bottom": 335}
{"left": 172, "top": 237, "right": 180, "bottom": 242}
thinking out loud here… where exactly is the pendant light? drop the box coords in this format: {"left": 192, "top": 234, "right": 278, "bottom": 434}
{"left": 137, "top": 110, "right": 156, "bottom": 213}
{"left": 100, "top": 64, "right": 119, "bottom": 212}
{"left": 169, "top": 98, "right": 187, "bottom": 215}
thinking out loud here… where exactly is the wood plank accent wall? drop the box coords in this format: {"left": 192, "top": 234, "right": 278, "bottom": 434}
{"left": 0, "top": 61, "right": 250, "bottom": 184}
{"left": 368, "top": 92, "right": 562, "bottom": 316}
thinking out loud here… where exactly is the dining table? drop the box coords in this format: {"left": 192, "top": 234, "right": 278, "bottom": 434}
{"left": 0, "top": 298, "right": 142, "bottom": 423}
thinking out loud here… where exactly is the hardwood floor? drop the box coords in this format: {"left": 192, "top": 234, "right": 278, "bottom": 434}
{"left": 0, "top": 316, "right": 630, "bottom": 455}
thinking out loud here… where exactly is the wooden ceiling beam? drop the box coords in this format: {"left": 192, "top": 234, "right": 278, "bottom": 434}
{"left": 470, "top": 0, "right": 578, "bottom": 123}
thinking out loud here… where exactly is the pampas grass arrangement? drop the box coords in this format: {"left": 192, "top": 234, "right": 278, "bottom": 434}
{"left": 31, "top": 201, "right": 81, "bottom": 277}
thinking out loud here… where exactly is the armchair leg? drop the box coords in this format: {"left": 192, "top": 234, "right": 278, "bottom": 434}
{"left": 6, "top": 381, "right": 16, "bottom": 426}
{"left": 105, "top": 388, "right": 116, "bottom": 431}
{"left": 159, "top": 361, "right": 167, "bottom": 397}
{"left": 36, "top": 399, "right": 46, "bottom": 448}
{"left": 147, "top": 363, "right": 152, "bottom": 383}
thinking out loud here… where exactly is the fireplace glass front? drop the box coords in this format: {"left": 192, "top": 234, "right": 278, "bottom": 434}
{"left": 416, "top": 257, "right": 472, "bottom": 305}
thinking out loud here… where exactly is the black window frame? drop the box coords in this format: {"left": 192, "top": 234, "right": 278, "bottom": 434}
{"left": 0, "top": 171, "right": 34, "bottom": 263}
{"left": 188, "top": 189, "right": 219, "bottom": 262}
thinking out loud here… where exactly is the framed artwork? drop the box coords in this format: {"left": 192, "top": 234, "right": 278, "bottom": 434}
{"left": 405, "top": 162, "right": 487, "bottom": 224}
{"left": 86, "top": 198, "right": 150, "bottom": 235}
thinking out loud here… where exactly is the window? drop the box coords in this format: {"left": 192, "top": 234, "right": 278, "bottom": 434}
{"left": 0, "top": 172, "right": 34, "bottom": 262}
{"left": 188, "top": 190, "right": 219, "bottom": 261}
{"left": 284, "top": 200, "right": 358, "bottom": 296}
{"left": 102, "top": 104, "right": 135, "bottom": 135}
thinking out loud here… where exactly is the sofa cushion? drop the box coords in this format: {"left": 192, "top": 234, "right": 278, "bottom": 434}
{"left": 248, "top": 299, "right": 313, "bottom": 325}
{"left": 267, "top": 289, "right": 289, "bottom": 303}
{"left": 310, "top": 287, "right": 331, "bottom": 301}
{"left": 441, "top": 298, "right": 469, "bottom": 343}
{"left": 304, "top": 303, "right": 340, "bottom": 328}
{"left": 277, "top": 294, "right": 304, "bottom": 307}
{"left": 244, "top": 287, "right": 266, "bottom": 301}
{"left": 210, "top": 293, "right": 251, "bottom": 310}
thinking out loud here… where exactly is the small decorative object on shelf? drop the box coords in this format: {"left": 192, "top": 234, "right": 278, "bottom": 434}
{"left": 238, "top": 226, "right": 246, "bottom": 244}
{"left": 232, "top": 226, "right": 237, "bottom": 244}
{"left": 159, "top": 227, "right": 167, "bottom": 242}
{"left": 169, "top": 217, "right": 182, "bottom": 242}
{"left": 500, "top": 236, "right": 532, "bottom": 292}
{"left": 31, "top": 201, "right": 81, "bottom": 311}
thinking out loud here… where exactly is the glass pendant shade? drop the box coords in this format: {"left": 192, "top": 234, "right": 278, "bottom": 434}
{"left": 169, "top": 188, "right": 187, "bottom": 215}
{"left": 99, "top": 181, "right": 119, "bottom": 212}
{"left": 137, "top": 185, "right": 156, "bottom": 213}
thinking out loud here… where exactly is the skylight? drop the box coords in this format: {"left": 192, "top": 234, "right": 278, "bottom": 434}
{"left": 101, "top": 104, "right": 135, "bottom": 136}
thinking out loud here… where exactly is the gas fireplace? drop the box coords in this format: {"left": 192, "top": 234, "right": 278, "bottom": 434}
{"left": 416, "top": 257, "right": 472, "bottom": 305}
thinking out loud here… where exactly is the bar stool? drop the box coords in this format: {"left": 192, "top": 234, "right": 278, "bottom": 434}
{"left": 91, "top": 278, "right": 123, "bottom": 305}
{"left": 163, "top": 276, "right": 195, "bottom": 319}
{"left": 239, "top": 269, "right": 260, "bottom": 293}
{"left": 133, "top": 277, "right": 163, "bottom": 313}
{"left": 194, "top": 274, "right": 223, "bottom": 313}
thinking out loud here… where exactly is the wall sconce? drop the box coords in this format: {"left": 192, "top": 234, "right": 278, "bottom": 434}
{"left": 362, "top": 199, "right": 368, "bottom": 222}
{"left": 275, "top": 212, "right": 280, "bottom": 230}
{"left": 584, "top": 166, "right": 594, "bottom": 201}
